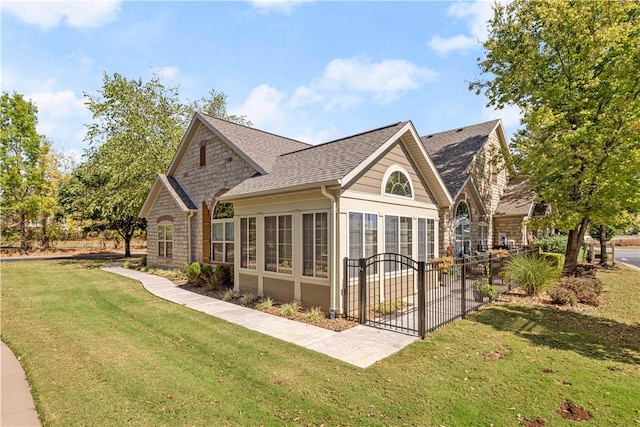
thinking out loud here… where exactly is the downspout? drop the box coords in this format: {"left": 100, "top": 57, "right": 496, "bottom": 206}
{"left": 321, "top": 186, "right": 338, "bottom": 318}
{"left": 187, "top": 212, "right": 194, "bottom": 264}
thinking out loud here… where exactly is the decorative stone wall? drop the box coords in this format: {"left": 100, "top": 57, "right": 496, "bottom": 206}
{"left": 493, "top": 216, "right": 526, "bottom": 248}
{"left": 147, "top": 186, "right": 189, "bottom": 269}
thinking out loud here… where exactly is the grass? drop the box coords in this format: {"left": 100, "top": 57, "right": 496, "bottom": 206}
{"left": 2, "top": 260, "right": 639, "bottom": 426}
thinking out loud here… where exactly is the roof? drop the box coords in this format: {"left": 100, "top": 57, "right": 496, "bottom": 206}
{"left": 494, "top": 177, "right": 535, "bottom": 217}
{"left": 168, "top": 113, "right": 310, "bottom": 176}
{"left": 420, "top": 119, "right": 501, "bottom": 197}
{"left": 139, "top": 174, "right": 198, "bottom": 218}
{"left": 220, "top": 122, "right": 409, "bottom": 199}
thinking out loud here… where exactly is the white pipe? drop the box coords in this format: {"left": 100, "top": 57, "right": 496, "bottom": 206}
{"left": 186, "top": 211, "right": 194, "bottom": 264}
{"left": 320, "top": 186, "right": 337, "bottom": 315}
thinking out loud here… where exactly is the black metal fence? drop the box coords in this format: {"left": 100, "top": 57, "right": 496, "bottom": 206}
{"left": 343, "top": 248, "right": 537, "bottom": 338}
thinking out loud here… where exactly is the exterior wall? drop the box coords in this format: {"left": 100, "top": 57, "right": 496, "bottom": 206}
{"left": 346, "top": 142, "right": 436, "bottom": 205}
{"left": 171, "top": 123, "right": 258, "bottom": 263}
{"left": 300, "top": 282, "right": 331, "bottom": 311}
{"left": 147, "top": 186, "right": 190, "bottom": 269}
{"left": 493, "top": 216, "right": 527, "bottom": 248}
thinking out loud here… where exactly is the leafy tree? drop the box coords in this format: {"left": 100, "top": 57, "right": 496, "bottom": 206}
{"left": 0, "top": 92, "right": 50, "bottom": 253}
{"left": 78, "top": 72, "right": 188, "bottom": 257}
{"left": 187, "top": 89, "right": 252, "bottom": 126}
{"left": 471, "top": 0, "right": 640, "bottom": 275}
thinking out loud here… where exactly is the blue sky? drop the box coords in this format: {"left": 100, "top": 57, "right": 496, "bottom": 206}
{"left": 1, "top": 0, "right": 520, "bottom": 161}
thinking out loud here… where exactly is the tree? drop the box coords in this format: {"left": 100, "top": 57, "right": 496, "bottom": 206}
{"left": 588, "top": 223, "right": 616, "bottom": 266}
{"left": 79, "top": 72, "right": 188, "bottom": 257}
{"left": 471, "top": 1, "right": 640, "bottom": 275}
{"left": 187, "top": 89, "right": 252, "bottom": 126}
{"left": 0, "top": 92, "right": 50, "bottom": 254}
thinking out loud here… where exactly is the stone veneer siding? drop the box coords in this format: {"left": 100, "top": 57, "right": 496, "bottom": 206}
{"left": 171, "top": 123, "right": 258, "bottom": 263}
{"left": 493, "top": 216, "right": 527, "bottom": 248}
{"left": 147, "top": 186, "right": 190, "bottom": 269}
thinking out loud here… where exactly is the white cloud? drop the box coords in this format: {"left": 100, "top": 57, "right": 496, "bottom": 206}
{"left": 26, "top": 90, "right": 90, "bottom": 150}
{"left": 249, "top": 0, "right": 310, "bottom": 14}
{"left": 428, "top": 0, "right": 496, "bottom": 55}
{"left": 233, "top": 84, "right": 288, "bottom": 131}
{"left": 152, "top": 67, "right": 180, "bottom": 80}
{"left": 291, "top": 57, "right": 437, "bottom": 109}
{"left": 1, "top": 1, "right": 121, "bottom": 30}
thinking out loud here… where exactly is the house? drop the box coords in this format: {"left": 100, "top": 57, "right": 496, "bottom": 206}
{"left": 420, "top": 120, "right": 542, "bottom": 256}
{"left": 140, "top": 113, "right": 541, "bottom": 313}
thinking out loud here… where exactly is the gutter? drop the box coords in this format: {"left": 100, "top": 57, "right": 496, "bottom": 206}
{"left": 321, "top": 185, "right": 338, "bottom": 318}
{"left": 187, "top": 211, "right": 194, "bottom": 264}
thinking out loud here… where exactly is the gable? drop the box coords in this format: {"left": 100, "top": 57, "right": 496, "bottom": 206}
{"left": 139, "top": 174, "right": 197, "bottom": 218}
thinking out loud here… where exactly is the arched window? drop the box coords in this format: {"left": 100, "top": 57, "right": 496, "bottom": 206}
{"left": 454, "top": 201, "right": 471, "bottom": 257}
{"left": 384, "top": 168, "right": 413, "bottom": 198}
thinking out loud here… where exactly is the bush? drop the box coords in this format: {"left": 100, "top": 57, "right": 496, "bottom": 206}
{"left": 548, "top": 287, "right": 577, "bottom": 305}
{"left": 533, "top": 235, "right": 568, "bottom": 254}
{"left": 541, "top": 252, "right": 565, "bottom": 274}
{"left": 239, "top": 293, "right": 259, "bottom": 306}
{"left": 373, "top": 299, "right": 408, "bottom": 315}
{"left": 256, "top": 297, "right": 274, "bottom": 310}
{"left": 280, "top": 302, "right": 302, "bottom": 317}
{"left": 502, "top": 254, "right": 558, "bottom": 296}
{"left": 211, "top": 265, "right": 233, "bottom": 290}
{"left": 222, "top": 289, "right": 240, "bottom": 302}
{"left": 185, "top": 262, "right": 203, "bottom": 285}
{"left": 140, "top": 254, "right": 147, "bottom": 267}
{"left": 307, "top": 306, "right": 323, "bottom": 321}
{"left": 558, "top": 276, "right": 603, "bottom": 306}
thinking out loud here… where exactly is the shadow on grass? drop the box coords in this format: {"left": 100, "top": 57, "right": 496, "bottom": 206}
{"left": 469, "top": 304, "right": 640, "bottom": 365}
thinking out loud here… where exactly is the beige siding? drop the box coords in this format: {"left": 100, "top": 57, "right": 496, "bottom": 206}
{"left": 147, "top": 186, "right": 190, "bottom": 269}
{"left": 300, "top": 282, "right": 331, "bottom": 311}
{"left": 263, "top": 277, "right": 295, "bottom": 303}
{"left": 238, "top": 273, "right": 259, "bottom": 294}
{"left": 347, "top": 142, "right": 435, "bottom": 204}
{"left": 494, "top": 217, "right": 527, "bottom": 247}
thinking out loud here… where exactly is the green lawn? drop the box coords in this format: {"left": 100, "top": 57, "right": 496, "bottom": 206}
{"left": 2, "top": 260, "right": 639, "bottom": 426}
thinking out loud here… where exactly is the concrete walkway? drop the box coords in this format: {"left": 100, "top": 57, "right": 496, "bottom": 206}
{"left": 1, "top": 342, "right": 41, "bottom": 427}
{"left": 102, "top": 265, "right": 418, "bottom": 368}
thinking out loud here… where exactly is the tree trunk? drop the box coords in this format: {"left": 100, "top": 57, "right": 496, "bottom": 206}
{"left": 40, "top": 215, "right": 49, "bottom": 251}
{"left": 19, "top": 211, "right": 29, "bottom": 255}
{"left": 599, "top": 224, "right": 608, "bottom": 266}
{"left": 563, "top": 216, "right": 590, "bottom": 276}
{"left": 124, "top": 234, "right": 132, "bottom": 258}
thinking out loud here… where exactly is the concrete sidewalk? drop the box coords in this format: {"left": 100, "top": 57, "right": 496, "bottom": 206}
{"left": 1, "top": 342, "right": 41, "bottom": 427}
{"left": 102, "top": 265, "right": 418, "bottom": 368}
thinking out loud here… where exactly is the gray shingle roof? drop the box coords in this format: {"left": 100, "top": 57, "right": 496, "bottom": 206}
{"left": 165, "top": 175, "right": 198, "bottom": 210}
{"left": 221, "top": 122, "right": 408, "bottom": 198}
{"left": 494, "top": 177, "right": 534, "bottom": 216}
{"left": 199, "top": 113, "right": 310, "bottom": 173}
{"left": 420, "top": 119, "right": 500, "bottom": 197}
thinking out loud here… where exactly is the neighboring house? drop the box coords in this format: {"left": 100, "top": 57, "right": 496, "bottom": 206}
{"left": 140, "top": 113, "right": 451, "bottom": 313}
{"left": 140, "top": 113, "right": 543, "bottom": 313}
{"left": 420, "top": 119, "right": 541, "bottom": 256}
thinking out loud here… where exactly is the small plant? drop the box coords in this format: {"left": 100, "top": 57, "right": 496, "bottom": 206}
{"left": 555, "top": 276, "right": 603, "bottom": 306}
{"left": 256, "top": 297, "right": 274, "bottom": 311}
{"left": 222, "top": 289, "right": 240, "bottom": 302}
{"left": 472, "top": 279, "right": 498, "bottom": 299}
{"left": 200, "top": 265, "right": 216, "bottom": 290}
{"left": 140, "top": 254, "right": 147, "bottom": 267}
{"left": 502, "top": 254, "right": 558, "bottom": 296}
{"left": 280, "top": 301, "right": 302, "bottom": 317}
{"left": 432, "top": 256, "right": 455, "bottom": 274}
{"left": 239, "top": 293, "right": 259, "bottom": 306}
{"left": 488, "top": 248, "right": 509, "bottom": 257}
{"left": 212, "top": 265, "right": 234, "bottom": 289}
{"left": 185, "top": 262, "right": 203, "bottom": 285}
{"left": 307, "top": 306, "right": 323, "bottom": 321}
{"left": 122, "top": 260, "right": 132, "bottom": 269}
{"left": 533, "top": 235, "right": 568, "bottom": 254}
{"left": 373, "top": 299, "right": 408, "bottom": 315}
{"left": 548, "top": 287, "right": 577, "bottom": 306}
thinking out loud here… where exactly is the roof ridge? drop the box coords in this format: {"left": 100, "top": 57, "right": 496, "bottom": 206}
{"left": 279, "top": 121, "right": 406, "bottom": 157}
{"left": 421, "top": 118, "right": 500, "bottom": 139}
{"left": 198, "top": 112, "right": 312, "bottom": 147}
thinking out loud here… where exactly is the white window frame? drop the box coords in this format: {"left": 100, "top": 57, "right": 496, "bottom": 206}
{"left": 417, "top": 218, "right": 436, "bottom": 262}
{"left": 240, "top": 217, "right": 256, "bottom": 270}
{"left": 212, "top": 219, "right": 234, "bottom": 264}
{"left": 381, "top": 165, "right": 415, "bottom": 200}
{"left": 157, "top": 222, "right": 173, "bottom": 258}
{"left": 384, "top": 215, "right": 413, "bottom": 273}
{"left": 454, "top": 201, "right": 471, "bottom": 257}
{"left": 302, "top": 211, "right": 329, "bottom": 279}
{"left": 264, "top": 215, "right": 293, "bottom": 275}
{"left": 478, "top": 222, "right": 488, "bottom": 252}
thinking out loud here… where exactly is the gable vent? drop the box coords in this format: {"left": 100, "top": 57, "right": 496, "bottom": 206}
{"left": 456, "top": 128, "right": 464, "bottom": 132}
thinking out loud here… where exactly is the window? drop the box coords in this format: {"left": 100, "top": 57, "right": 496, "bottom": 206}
{"left": 157, "top": 223, "right": 173, "bottom": 258}
{"left": 303, "top": 212, "right": 328, "bottom": 278}
{"left": 418, "top": 218, "right": 436, "bottom": 262}
{"left": 199, "top": 144, "right": 206, "bottom": 167}
{"left": 212, "top": 220, "right": 234, "bottom": 263}
{"left": 265, "top": 215, "right": 292, "bottom": 274}
{"left": 348, "top": 213, "right": 378, "bottom": 259}
{"left": 478, "top": 224, "right": 488, "bottom": 252}
{"left": 240, "top": 217, "right": 256, "bottom": 269}
{"left": 384, "top": 169, "right": 412, "bottom": 197}
{"left": 385, "top": 215, "right": 412, "bottom": 271}
{"left": 454, "top": 202, "right": 471, "bottom": 257}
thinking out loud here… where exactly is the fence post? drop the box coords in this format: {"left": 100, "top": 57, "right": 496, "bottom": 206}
{"left": 343, "top": 257, "right": 348, "bottom": 314}
{"left": 358, "top": 258, "right": 366, "bottom": 324}
{"left": 418, "top": 261, "right": 426, "bottom": 339}
{"left": 611, "top": 244, "right": 615, "bottom": 266}
{"left": 488, "top": 252, "right": 493, "bottom": 286}
{"left": 461, "top": 257, "right": 467, "bottom": 318}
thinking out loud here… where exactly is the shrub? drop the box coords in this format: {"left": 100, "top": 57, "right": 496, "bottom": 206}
{"left": 222, "top": 289, "right": 240, "bottom": 302}
{"left": 212, "top": 265, "right": 233, "bottom": 290}
{"left": 185, "top": 262, "right": 203, "bottom": 285}
{"left": 307, "top": 306, "right": 323, "bottom": 321}
{"left": 502, "top": 254, "right": 558, "bottom": 296}
{"left": 548, "top": 287, "right": 577, "bottom": 306}
{"left": 239, "top": 293, "right": 259, "bottom": 306}
{"left": 541, "top": 252, "right": 565, "bottom": 274}
{"left": 139, "top": 254, "right": 147, "bottom": 267}
{"left": 373, "top": 299, "right": 408, "bottom": 315}
{"left": 122, "top": 260, "right": 132, "bottom": 269}
{"left": 473, "top": 280, "right": 498, "bottom": 298}
{"left": 533, "top": 235, "right": 568, "bottom": 254}
{"left": 256, "top": 297, "right": 274, "bottom": 311}
{"left": 558, "top": 276, "right": 603, "bottom": 306}
{"left": 280, "top": 302, "right": 302, "bottom": 317}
